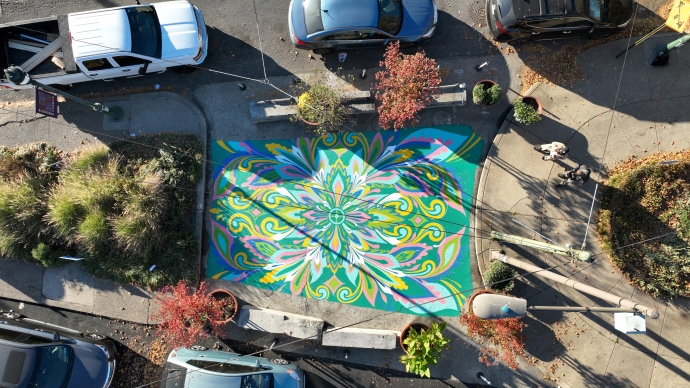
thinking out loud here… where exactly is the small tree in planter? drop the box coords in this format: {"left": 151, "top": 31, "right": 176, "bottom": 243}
{"left": 484, "top": 260, "right": 517, "bottom": 292}
{"left": 292, "top": 71, "right": 354, "bottom": 136}
{"left": 459, "top": 291, "right": 526, "bottom": 370}
{"left": 513, "top": 97, "right": 542, "bottom": 125}
{"left": 151, "top": 281, "right": 233, "bottom": 349}
{"left": 399, "top": 321, "right": 450, "bottom": 378}
{"left": 473, "top": 81, "right": 502, "bottom": 106}
{"left": 374, "top": 41, "right": 441, "bottom": 130}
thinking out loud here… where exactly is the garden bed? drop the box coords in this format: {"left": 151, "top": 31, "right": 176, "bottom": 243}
{"left": 0, "top": 134, "right": 203, "bottom": 289}
{"left": 597, "top": 151, "right": 690, "bottom": 298}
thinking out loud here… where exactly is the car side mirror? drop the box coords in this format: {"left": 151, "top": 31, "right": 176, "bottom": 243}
{"left": 53, "top": 332, "right": 60, "bottom": 341}
{"left": 254, "top": 360, "right": 261, "bottom": 371}
{"left": 138, "top": 61, "right": 152, "bottom": 75}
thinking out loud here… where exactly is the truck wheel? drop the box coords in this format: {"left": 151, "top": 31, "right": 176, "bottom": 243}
{"left": 170, "top": 65, "right": 197, "bottom": 74}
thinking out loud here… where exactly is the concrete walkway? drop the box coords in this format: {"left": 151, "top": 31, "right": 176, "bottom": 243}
{"left": 475, "top": 35, "right": 690, "bottom": 387}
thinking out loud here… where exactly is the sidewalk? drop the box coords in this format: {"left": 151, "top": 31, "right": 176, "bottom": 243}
{"left": 475, "top": 35, "right": 690, "bottom": 387}
{"left": 0, "top": 91, "right": 207, "bottom": 325}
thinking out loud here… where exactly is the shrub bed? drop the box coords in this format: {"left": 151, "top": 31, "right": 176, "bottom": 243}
{"left": 0, "top": 134, "right": 203, "bottom": 288}
{"left": 597, "top": 151, "right": 690, "bottom": 298}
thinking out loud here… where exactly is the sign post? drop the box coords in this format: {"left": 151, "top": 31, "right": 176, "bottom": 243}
{"left": 35, "top": 88, "right": 58, "bottom": 118}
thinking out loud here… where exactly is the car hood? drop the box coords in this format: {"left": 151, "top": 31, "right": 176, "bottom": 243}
{"left": 400, "top": 0, "right": 435, "bottom": 36}
{"left": 66, "top": 346, "right": 109, "bottom": 388}
{"left": 153, "top": 0, "right": 201, "bottom": 59}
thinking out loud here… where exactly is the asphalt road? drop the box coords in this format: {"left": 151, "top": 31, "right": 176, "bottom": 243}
{"left": 0, "top": 298, "right": 479, "bottom": 388}
{"left": 0, "top": 0, "right": 498, "bottom": 99}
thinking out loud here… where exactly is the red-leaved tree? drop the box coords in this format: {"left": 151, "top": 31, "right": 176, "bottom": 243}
{"left": 459, "top": 309, "right": 526, "bottom": 370}
{"left": 151, "top": 281, "right": 227, "bottom": 349}
{"left": 374, "top": 41, "right": 441, "bottom": 130}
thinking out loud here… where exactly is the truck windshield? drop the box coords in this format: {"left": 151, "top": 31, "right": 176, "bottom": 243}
{"left": 126, "top": 6, "right": 162, "bottom": 58}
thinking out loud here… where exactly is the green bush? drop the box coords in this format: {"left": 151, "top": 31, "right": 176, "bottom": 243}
{"left": 484, "top": 260, "right": 517, "bottom": 292}
{"left": 0, "top": 136, "right": 202, "bottom": 289}
{"left": 513, "top": 98, "right": 542, "bottom": 125}
{"left": 31, "top": 242, "right": 67, "bottom": 267}
{"left": 597, "top": 157, "right": 690, "bottom": 298}
{"left": 473, "top": 83, "right": 502, "bottom": 105}
{"left": 399, "top": 322, "right": 450, "bottom": 378}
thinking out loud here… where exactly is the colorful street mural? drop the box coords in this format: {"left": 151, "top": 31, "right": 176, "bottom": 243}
{"left": 208, "top": 125, "right": 483, "bottom": 316}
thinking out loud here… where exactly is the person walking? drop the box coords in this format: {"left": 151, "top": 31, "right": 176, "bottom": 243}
{"left": 534, "top": 142, "right": 569, "bottom": 161}
{"left": 556, "top": 164, "right": 591, "bottom": 187}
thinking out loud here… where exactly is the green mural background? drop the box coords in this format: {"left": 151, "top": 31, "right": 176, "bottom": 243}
{"left": 208, "top": 125, "right": 483, "bottom": 316}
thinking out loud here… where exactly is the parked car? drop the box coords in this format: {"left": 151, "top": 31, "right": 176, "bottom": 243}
{"left": 159, "top": 346, "right": 305, "bottom": 388}
{"left": 486, "top": 0, "right": 633, "bottom": 45}
{"left": 288, "top": 0, "right": 438, "bottom": 54}
{"left": 0, "top": 310, "right": 117, "bottom": 388}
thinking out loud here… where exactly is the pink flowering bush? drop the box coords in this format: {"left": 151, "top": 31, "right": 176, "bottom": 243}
{"left": 151, "top": 281, "right": 228, "bottom": 349}
{"left": 374, "top": 42, "right": 441, "bottom": 130}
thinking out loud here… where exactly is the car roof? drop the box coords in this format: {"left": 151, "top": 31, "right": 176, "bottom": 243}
{"left": 510, "top": 0, "right": 573, "bottom": 18}
{"left": 321, "top": 0, "right": 378, "bottom": 30}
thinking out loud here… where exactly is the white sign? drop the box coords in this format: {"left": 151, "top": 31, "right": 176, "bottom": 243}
{"left": 614, "top": 313, "right": 646, "bottom": 335}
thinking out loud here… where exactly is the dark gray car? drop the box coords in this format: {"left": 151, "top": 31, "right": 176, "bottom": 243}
{"left": 0, "top": 311, "right": 117, "bottom": 388}
{"left": 289, "top": 0, "right": 438, "bottom": 54}
{"left": 486, "top": 0, "right": 633, "bottom": 45}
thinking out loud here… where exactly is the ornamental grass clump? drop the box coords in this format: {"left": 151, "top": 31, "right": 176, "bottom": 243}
{"left": 374, "top": 41, "right": 441, "bottom": 130}
{"left": 399, "top": 321, "right": 450, "bottom": 378}
{"left": 151, "top": 281, "right": 228, "bottom": 349}
{"left": 459, "top": 305, "right": 525, "bottom": 370}
{"left": 513, "top": 97, "right": 542, "bottom": 125}
{"left": 293, "top": 71, "right": 354, "bottom": 136}
{"left": 484, "top": 260, "right": 517, "bottom": 292}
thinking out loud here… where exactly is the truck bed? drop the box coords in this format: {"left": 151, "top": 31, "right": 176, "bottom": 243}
{"left": 0, "top": 16, "right": 77, "bottom": 79}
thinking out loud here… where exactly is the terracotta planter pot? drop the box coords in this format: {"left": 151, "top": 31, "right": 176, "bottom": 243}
{"left": 473, "top": 80, "right": 499, "bottom": 106}
{"left": 400, "top": 323, "right": 430, "bottom": 353}
{"left": 299, "top": 115, "right": 320, "bottom": 126}
{"left": 521, "top": 96, "right": 542, "bottom": 115}
{"left": 209, "top": 289, "right": 238, "bottom": 323}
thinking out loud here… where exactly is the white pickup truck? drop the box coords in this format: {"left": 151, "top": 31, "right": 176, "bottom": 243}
{"left": 0, "top": 0, "right": 207, "bottom": 90}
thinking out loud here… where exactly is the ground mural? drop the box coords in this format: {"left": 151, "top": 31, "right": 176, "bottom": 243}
{"left": 207, "top": 125, "right": 483, "bottom": 316}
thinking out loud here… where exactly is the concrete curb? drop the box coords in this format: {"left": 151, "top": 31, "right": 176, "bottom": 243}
{"left": 472, "top": 82, "right": 544, "bottom": 284}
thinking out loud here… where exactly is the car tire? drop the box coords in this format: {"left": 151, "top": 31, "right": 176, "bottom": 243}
{"left": 271, "top": 358, "right": 290, "bottom": 365}
{"left": 83, "top": 333, "right": 107, "bottom": 340}
{"left": 190, "top": 345, "right": 208, "bottom": 351}
{"left": 0, "top": 311, "right": 20, "bottom": 319}
{"left": 170, "top": 65, "right": 197, "bottom": 74}
{"left": 507, "top": 38, "right": 528, "bottom": 46}
{"left": 312, "top": 48, "right": 332, "bottom": 55}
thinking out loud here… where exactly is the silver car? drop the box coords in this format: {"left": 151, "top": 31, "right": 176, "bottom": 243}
{"left": 0, "top": 311, "right": 117, "bottom": 388}
{"left": 159, "top": 346, "right": 305, "bottom": 388}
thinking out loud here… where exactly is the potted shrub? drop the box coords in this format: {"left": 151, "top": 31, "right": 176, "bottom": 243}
{"left": 292, "top": 71, "right": 354, "bottom": 136}
{"left": 151, "top": 281, "right": 236, "bottom": 348}
{"left": 484, "top": 260, "right": 518, "bottom": 292}
{"left": 374, "top": 41, "right": 441, "bottom": 130}
{"left": 513, "top": 96, "right": 542, "bottom": 125}
{"left": 399, "top": 321, "right": 450, "bottom": 378}
{"left": 209, "top": 288, "right": 238, "bottom": 323}
{"left": 459, "top": 290, "right": 526, "bottom": 370}
{"left": 473, "top": 80, "right": 502, "bottom": 106}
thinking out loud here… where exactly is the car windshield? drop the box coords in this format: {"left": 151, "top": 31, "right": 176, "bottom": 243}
{"left": 304, "top": 0, "right": 325, "bottom": 34}
{"left": 26, "top": 346, "right": 74, "bottom": 388}
{"left": 583, "top": 0, "right": 632, "bottom": 24}
{"left": 377, "top": 0, "right": 403, "bottom": 35}
{"left": 126, "top": 6, "right": 162, "bottom": 58}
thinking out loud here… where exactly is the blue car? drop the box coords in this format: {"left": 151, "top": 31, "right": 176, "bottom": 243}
{"left": 289, "top": 0, "right": 438, "bottom": 54}
{"left": 159, "top": 346, "right": 305, "bottom": 388}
